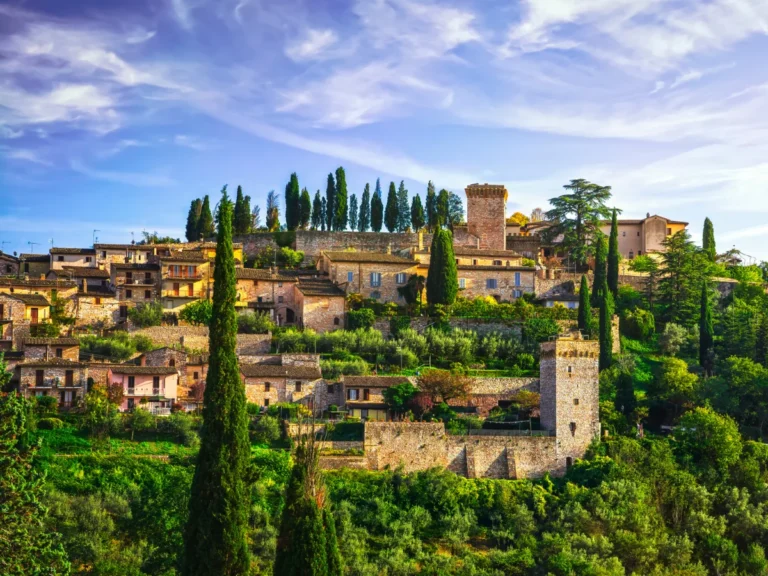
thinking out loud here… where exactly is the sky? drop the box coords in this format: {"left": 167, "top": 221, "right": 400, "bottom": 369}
{"left": 1, "top": 0, "right": 768, "bottom": 260}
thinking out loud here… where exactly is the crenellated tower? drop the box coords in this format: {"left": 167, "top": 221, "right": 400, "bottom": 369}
{"left": 464, "top": 183, "right": 507, "bottom": 250}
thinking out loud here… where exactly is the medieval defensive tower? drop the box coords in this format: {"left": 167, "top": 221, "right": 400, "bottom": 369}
{"left": 464, "top": 183, "right": 507, "bottom": 250}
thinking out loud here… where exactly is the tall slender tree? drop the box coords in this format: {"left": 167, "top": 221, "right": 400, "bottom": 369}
{"left": 425, "top": 181, "right": 437, "bottom": 231}
{"left": 299, "top": 188, "right": 312, "bottom": 230}
{"left": 703, "top": 217, "right": 716, "bottom": 262}
{"left": 348, "top": 193, "right": 358, "bottom": 232}
{"left": 242, "top": 194, "right": 252, "bottom": 233}
{"left": 186, "top": 198, "right": 202, "bottom": 242}
{"left": 233, "top": 186, "right": 245, "bottom": 234}
{"left": 607, "top": 208, "right": 620, "bottom": 298}
{"left": 334, "top": 167, "right": 348, "bottom": 231}
{"left": 411, "top": 193, "right": 425, "bottom": 232}
{"left": 358, "top": 183, "right": 371, "bottom": 232}
{"left": 252, "top": 204, "right": 261, "bottom": 229}
{"left": 266, "top": 190, "right": 280, "bottom": 232}
{"left": 700, "top": 281, "right": 714, "bottom": 375}
{"left": 325, "top": 173, "right": 336, "bottom": 231}
{"left": 285, "top": 173, "right": 300, "bottom": 230}
{"left": 614, "top": 370, "right": 636, "bottom": 417}
{"left": 599, "top": 289, "right": 614, "bottom": 371}
{"left": 437, "top": 189, "right": 449, "bottom": 226}
{"left": 311, "top": 191, "right": 322, "bottom": 230}
{"left": 757, "top": 313, "right": 768, "bottom": 368}
{"left": 183, "top": 187, "right": 250, "bottom": 576}
{"left": 198, "top": 195, "right": 215, "bottom": 239}
{"left": 591, "top": 234, "right": 607, "bottom": 308}
{"left": 658, "top": 230, "right": 708, "bottom": 327}
{"left": 426, "top": 224, "right": 458, "bottom": 306}
{"left": 371, "top": 179, "right": 383, "bottom": 232}
{"left": 384, "top": 181, "right": 399, "bottom": 233}
{"left": 397, "top": 180, "right": 410, "bottom": 231}
{"left": 577, "top": 275, "right": 593, "bottom": 337}
{"left": 320, "top": 197, "right": 328, "bottom": 232}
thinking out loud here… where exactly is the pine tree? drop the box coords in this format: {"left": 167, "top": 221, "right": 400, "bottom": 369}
{"left": 311, "top": 191, "right": 322, "bottom": 230}
{"left": 397, "top": 180, "right": 410, "bottom": 231}
{"left": 186, "top": 198, "right": 202, "bottom": 242}
{"left": 266, "top": 190, "right": 280, "bottom": 232}
{"left": 198, "top": 195, "right": 215, "bottom": 239}
{"left": 325, "top": 173, "right": 335, "bottom": 231}
{"left": 703, "top": 217, "right": 716, "bottom": 262}
{"left": 426, "top": 224, "right": 458, "bottom": 306}
{"left": 285, "top": 173, "right": 300, "bottom": 230}
{"left": 699, "top": 281, "right": 714, "bottom": 375}
{"left": 577, "top": 275, "right": 593, "bottom": 337}
{"left": 233, "top": 186, "right": 245, "bottom": 234}
{"left": 425, "top": 181, "right": 437, "bottom": 231}
{"left": 371, "top": 179, "right": 384, "bottom": 232}
{"left": 320, "top": 197, "right": 328, "bottom": 232}
{"left": 334, "top": 167, "right": 348, "bottom": 231}
{"left": 358, "top": 183, "right": 371, "bottom": 232}
{"left": 658, "top": 230, "right": 708, "bottom": 327}
{"left": 299, "top": 188, "right": 312, "bottom": 230}
{"left": 614, "top": 370, "right": 636, "bottom": 417}
{"left": 599, "top": 289, "right": 614, "bottom": 371}
{"left": 591, "top": 234, "right": 607, "bottom": 308}
{"left": 385, "top": 181, "right": 399, "bottom": 233}
{"left": 348, "top": 193, "right": 358, "bottom": 232}
{"left": 607, "top": 208, "right": 619, "bottom": 298}
{"left": 411, "top": 193, "right": 425, "bottom": 232}
{"left": 0, "top": 392, "right": 70, "bottom": 575}
{"left": 183, "top": 187, "right": 250, "bottom": 576}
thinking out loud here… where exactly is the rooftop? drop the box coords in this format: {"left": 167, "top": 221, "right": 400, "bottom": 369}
{"left": 57, "top": 266, "right": 110, "bottom": 278}
{"left": 23, "top": 337, "right": 80, "bottom": 346}
{"left": 109, "top": 365, "right": 179, "bottom": 375}
{"left": 78, "top": 289, "right": 116, "bottom": 298}
{"left": 159, "top": 251, "right": 208, "bottom": 262}
{"left": 50, "top": 247, "right": 96, "bottom": 255}
{"left": 453, "top": 247, "right": 524, "bottom": 259}
{"left": 236, "top": 268, "right": 297, "bottom": 282}
{"left": 240, "top": 363, "right": 322, "bottom": 379}
{"left": 5, "top": 293, "right": 51, "bottom": 306}
{"left": 296, "top": 278, "right": 346, "bottom": 297}
{"left": 342, "top": 375, "right": 411, "bottom": 388}
{"left": 18, "top": 253, "right": 50, "bottom": 262}
{"left": 322, "top": 251, "right": 416, "bottom": 264}
{"left": 112, "top": 262, "right": 160, "bottom": 270}
{"left": 18, "top": 358, "right": 86, "bottom": 368}
{"left": 0, "top": 278, "right": 76, "bottom": 288}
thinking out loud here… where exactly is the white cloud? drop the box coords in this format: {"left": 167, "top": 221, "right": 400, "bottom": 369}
{"left": 721, "top": 224, "right": 768, "bottom": 242}
{"left": 170, "top": 0, "right": 193, "bottom": 29}
{"left": 285, "top": 29, "right": 339, "bottom": 62}
{"left": 4, "top": 149, "right": 52, "bottom": 166}
{"left": 0, "top": 126, "right": 24, "bottom": 139}
{"left": 70, "top": 159, "right": 175, "bottom": 187}
{"left": 173, "top": 134, "right": 210, "bottom": 150}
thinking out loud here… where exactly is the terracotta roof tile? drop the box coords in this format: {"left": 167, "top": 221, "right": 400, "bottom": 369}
{"left": 23, "top": 337, "right": 80, "bottom": 346}
{"left": 342, "top": 375, "right": 411, "bottom": 388}
{"left": 240, "top": 364, "right": 321, "bottom": 379}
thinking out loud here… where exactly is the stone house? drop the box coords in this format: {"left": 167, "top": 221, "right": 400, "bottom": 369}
{"left": 598, "top": 215, "right": 688, "bottom": 260}
{"left": 341, "top": 375, "right": 411, "bottom": 421}
{"left": 157, "top": 251, "right": 210, "bottom": 314}
{"left": 0, "top": 277, "right": 77, "bottom": 303}
{"left": 294, "top": 278, "right": 346, "bottom": 333}
{"left": 18, "top": 253, "right": 51, "bottom": 277}
{"left": 16, "top": 358, "right": 88, "bottom": 408}
{"left": 317, "top": 251, "right": 420, "bottom": 303}
{"left": 48, "top": 267, "right": 110, "bottom": 291}
{"left": 22, "top": 337, "right": 80, "bottom": 361}
{"left": 137, "top": 348, "right": 209, "bottom": 411}
{"left": 0, "top": 293, "right": 28, "bottom": 349}
{"left": 110, "top": 365, "right": 179, "bottom": 414}
{"left": 0, "top": 252, "right": 19, "bottom": 276}
{"left": 235, "top": 268, "right": 298, "bottom": 325}
{"left": 240, "top": 355, "right": 322, "bottom": 409}
{"left": 50, "top": 247, "right": 97, "bottom": 270}
{"left": 3, "top": 293, "right": 51, "bottom": 326}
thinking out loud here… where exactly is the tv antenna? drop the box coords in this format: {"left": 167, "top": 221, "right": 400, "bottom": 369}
{"left": 1, "top": 241, "right": 9, "bottom": 253}
{"left": 93, "top": 229, "right": 100, "bottom": 246}
{"left": 27, "top": 241, "right": 38, "bottom": 253}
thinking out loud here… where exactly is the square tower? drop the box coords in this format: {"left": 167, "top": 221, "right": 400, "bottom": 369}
{"left": 539, "top": 335, "right": 600, "bottom": 474}
{"left": 465, "top": 183, "right": 508, "bottom": 251}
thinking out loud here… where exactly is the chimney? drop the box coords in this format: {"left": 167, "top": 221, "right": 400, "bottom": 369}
{"left": 386, "top": 242, "right": 392, "bottom": 255}
{"left": 140, "top": 355, "right": 146, "bottom": 366}
{"left": 82, "top": 279, "right": 87, "bottom": 293}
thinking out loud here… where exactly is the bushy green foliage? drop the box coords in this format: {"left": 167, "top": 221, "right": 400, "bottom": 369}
{"left": 251, "top": 415, "right": 281, "bottom": 445}
{"left": 320, "top": 357, "right": 369, "bottom": 379}
{"left": 179, "top": 298, "right": 213, "bottom": 326}
{"left": 79, "top": 332, "right": 156, "bottom": 361}
{"left": 237, "top": 310, "right": 275, "bottom": 334}
{"left": 346, "top": 308, "right": 375, "bottom": 330}
{"left": 38, "top": 416, "right": 65, "bottom": 430}
{"left": 128, "top": 301, "right": 164, "bottom": 328}
{"left": 621, "top": 308, "right": 655, "bottom": 341}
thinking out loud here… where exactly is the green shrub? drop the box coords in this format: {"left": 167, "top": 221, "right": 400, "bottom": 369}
{"left": 37, "top": 417, "right": 64, "bottom": 430}
{"left": 621, "top": 308, "right": 656, "bottom": 341}
{"left": 159, "top": 412, "right": 200, "bottom": 447}
{"left": 251, "top": 415, "right": 281, "bottom": 444}
{"left": 35, "top": 395, "right": 58, "bottom": 415}
{"left": 514, "top": 353, "right": 536, "bottom": 371}
{"left": 179, "top": 299, "right": 213, "bottom": 326}
{"left": 128, "top": 301, "right": 163, "bottom": 328}
{"left": 347, "top": 308, "right": 376, "bottom": 330}
{"left": 389, "top": 315, "right": 411, "bottom": 336}
{"left": 246, "top": 402, "right": 262, "bottom": 415}
{"left": 238, "top": 311, "right": 275, "bottom": 334}
{"left": 521, "top": 258, "right": 535, "bottom": 267}
{"left": 321, "top": 358, "right": 369, "bottom": 379}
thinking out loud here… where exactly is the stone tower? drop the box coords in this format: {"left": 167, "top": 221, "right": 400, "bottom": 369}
{"left": 465, "top": 183, "right": 507, "bottom": 250}
{"left": 539, "top": 335, "right": 600, "bottom": 474}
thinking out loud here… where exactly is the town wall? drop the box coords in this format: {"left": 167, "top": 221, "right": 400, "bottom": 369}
{"left": 131, "top": 326, "right": 271, "bottom": 354}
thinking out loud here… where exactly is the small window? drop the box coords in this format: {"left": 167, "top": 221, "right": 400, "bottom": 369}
{"left": 574, "top": 398, "right": 579, "bottom": 405}
{"left": 85, "top": 256, "right": 92, "bottom": 263}
{"left": 486, "top": 279, "right": 498, "bottom": 289}
{"left": 126, "top": 272, "right": 133, "bottom": 281}
{"left": 566, "top": 457, "right": 573, "bottom": 469}
{"left": 333, "top": 317, "right": 340, "bottom": 325}
{"left": 472, "top": 259, "right": 478, "bottom": 265}
{"left": 144, "top": 290, "right": 151, "bottom": 299}
{"left": 666, "top": 227, "right": 672, "bottom": 235}
{"left": 622, "top": 231, "right": 626, "bottom": 237}
{"left": 567, "top": 365, "right": 573, "bottom": 374}
{"left": 95, "top": 297, "right": 101, "bottom": 305}
{"left": 348, "top": 389, "right": 359, "bottom": 400}
{"left": 169, "top": 359, "right": 176, "bottom": 367}
{"left": 126, "top": 289, "right": 132, "bottom": 299}
{"left": 514, "top": 272, "right": 521, "bottom": 287}
{"left": 56, "top": 348, "right": 62, "bottom": 358}
{"left": 363, "top": 389, "right": 370, "bottom": 400}
{"left": 296, "top": 382, "right": 302, "bottom": 392}
{"left": 628, "top": 251, "right": 634, "bottom": 259}
{"left": 128, "top": 376, "right": 135, "bottom": 388}
{"left": 119, "top": 305, "right": 128, "bottom": 318}
{"left": 328, "top": 384, "right": 335, "bottom": 393}
{"left": 36, "top": 370, "right": 44, "bottom": 386}
{"left": 459, "top": 278, "right": 466, "bottom": 289}
{"left": 370, "top": 272, "right": 382, "bottom": 287}
{"left": 101, "top": 251, "right": 107, "bottom": 258}
{"left": 278, "top": 296, "right": 284, "bottom": 303}
{"left": 24, "top": 263, "right": 29, "bottom": 273}
{"left": 145, "top": 272, "right": 152, "bottom": 281}
{"left": 278, "top": 282, "right": 283, "bottom": 287}
{"left": 347, "top": 271, "right": 353, "bottom": 282}
{"left": 637, "top": 231, "right": 640, "bottom": 237}
{"left": 395, "top": 273, "right": 406, "bottom": 284}
{"left": 513, "top": 290, "right": 522, "bottom": 298}
{"left": 265, "top": 382, "right": 271, "bottom": 392}
{"left": 370, "top": 291, "right": 381, "bottom": 300}
{"left": 264, "top": 398, "right": 270, "bottom": 407}
{"left": 570, "top": 422, "right": 577, "bottom": 436}
{"left": 193, "top": 371, "right": 199, "bottom": 380}
{"left": 493, "top": 260, "right": 502, "bottom": 266}
{"left": 57, "top": 255, "right": 64, "bottom": 262}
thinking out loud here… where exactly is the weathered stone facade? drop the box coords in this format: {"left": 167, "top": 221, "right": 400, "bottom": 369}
{"left": 0, "top": 293, "right": 27, "bottom": 348}
{"left": 465, "top": 184, "right": 508, "bottom": 250}
{"left": 22, "top": 337, "right": 80, "bottom": 361}
{"left": 318, "top": 252, "right": 419, "bottom": 302}
{"left": 130, "top": 326, "right": 271, "bottom": 354}
{"left": 74, "top": 293, "right": 121, "bottom": 328}
{"left": 294, "top": 287, "right": 345, "bottom": 333}
{"left": 17, "top": 359, "right": 88, "bottom": 407}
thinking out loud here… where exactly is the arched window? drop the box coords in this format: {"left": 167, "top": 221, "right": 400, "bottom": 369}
{"left": 333, "top": 317, "right": 340, "bottom": 326}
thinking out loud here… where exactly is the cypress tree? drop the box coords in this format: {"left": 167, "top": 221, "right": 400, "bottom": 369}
{"left": 614, "top": 370, "right": 636, "bottom": 417}
{"left": 397, "top": 180, "right": 410, "bottom": 231}
{"left": 299, "top": 187, "right": 312, "bottom": 230}
{"left": 324, "top": 508, "right": 343, "bottom": 576}
{"left": 241, "top": 194, "right": 252, "bottom": 234}
{"left": 334, "top": 167, "right": 348, "bottom": 231}
{"left": 411, "top": 193, "right": 425, "bottom": 231}
{"left": 182, "top": 187, "right": 250, "bottom": 576}
{"left": 426, "top": 181, "right": 437, "bottom": 231}
{"left": 325, "top": 173, "right": 335, "bottom": 231}
{"left": 371, "top": 179, "right": 384, "bottom": 232}
{"left": 599, "top": 289, "right": 614, "bottom": 371}
{"left": 757, "top": 313, "right": 768, "bottom": 368}
{"left": 252, "top": 204, "right": 261, "bottom": 229}
{"left": 348, "top": 193, "right": 358, "bottom": 232}
{"left": 607, "top": 208, "right": 619, "bottom": 298}
{"left": 437, "top": 189, "right": 450, "bottom": 225}
{"left": 426, "top": 224, "right": 458, "bottom": 306}
{"left": 358, "top": 183, "right": 371, "bottom": 232}
{"left": 311, "top": 190, "right": 322, "bottom": 230}
{"left": 577, "top": 275, "right": 593, "bottom": 337}
{"left": 198, "top": 195, "right": 215, "bottom": 239}
{"left": 320, "top": 197, "right": 328, "bottom": 232}
{"left": 285, "top": 173, "right": 300, "bottom": 230}
{"left": 233, "top": 186, "right": 245, "bottom": 234}
{"left": 703, "top": 217, "right": 716, "bottom": 262}
{"left": 186, "top": 198, "right": 202, "bottom": 242}
{"left": 699, "top": 281, "right": 714, "bottom": 375}
{"left": 384, "top": 181, "right": 399, "bottom": 233}
{"left": 591, "top": 234, "right": 607, "bottom": 308}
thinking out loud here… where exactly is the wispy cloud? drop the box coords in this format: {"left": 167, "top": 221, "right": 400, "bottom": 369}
{"left": 721, "top": 224, "right": 768, "bottom": 242}
{"left": 4, "top": 148, "right": 52, "bottom": 166}
{"left": 70, "top": 159, "right": 175, "bottom": 187}
{"left": 170, "top": 0, "right": 193, "bottom": 29}
{"left": 173, "top": 134, "right": 210, "bottom": 150}
{"left": 285, "top": 29, "right": 339, "bottom": 62}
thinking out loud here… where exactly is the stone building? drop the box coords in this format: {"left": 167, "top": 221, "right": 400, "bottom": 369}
{"left": 0, "top": 252, "right": 19, "bottom": 276}
{"left": 240, "top": 354, "right": 323, "bottom": 408}
{"left": 158, "top": 251, "right": 209, "bottom": 313}
{"left": 22, "top": 337, "right": 80, "bottom": 361}
{"left": 465, "top": 183, "right": 508, "bottom": 250}
{"left": 50, "top": 247, "right": 97, "bottom": 270}
{"left": 317, "top": 251, "right": 420, "bottom": 302}
{"left": 341, "top": 375, "right": 411, "bottom": 421}
{"left": 18, "top": 253, "right": 50, "bottom": 277}
{"left": 110, "top": 365, "right": 179, "bottom": 414}
{"left": 294, "top": 278, "right": 346, "bottom": 333}
{"left": 235, "top": 268, "right": 298, "bottom": 325}
{"left": 16, "top": 358, "right": 88, "bottom": 408}
{"left": 598, "top": 214, "right": 688, "bottom": 259}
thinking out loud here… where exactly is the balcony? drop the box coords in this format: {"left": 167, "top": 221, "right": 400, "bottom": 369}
{"left": 117, "top": 278, "right": 156, "bottom": 286}
{"left": 163, "top": 271, "right": 203, "bottom": 280}
{"left": 150, "top": 407, "right": 171, "bottom": 416}
{"left": 32, "top": 377, "right": 86, "bottom": 388}
{"left": 162, "top": 291, "right": 200, "bottom": 299}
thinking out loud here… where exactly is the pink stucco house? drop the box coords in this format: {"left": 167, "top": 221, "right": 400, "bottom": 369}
{"left": 110, "top": 365, "right": 179, "bottom": 415}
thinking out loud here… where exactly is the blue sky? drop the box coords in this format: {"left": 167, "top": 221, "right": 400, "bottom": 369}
{"left": 2, "top": 0, "right": 768, "bottom": 260}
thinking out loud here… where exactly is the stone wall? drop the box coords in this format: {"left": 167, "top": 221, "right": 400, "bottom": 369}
{"left": 317, "top": 440, "right": 364, "bottom": 451}
{"left": 295, "top": 291, "right": 345, "bottom": 333}
{"left": 75, "top": 294, "right": 121, "bottom": 328}
{"left": 24, "top": 344, "right": 80, "bottom": 361}
{"left": 131, "top": 325, "right": 270, "bottom": 354}
{"left": 506, "top": 235, "right": 541, "bottom": 259}
{"left": 364, "top": 422, "right": 559, "bottom": 479}
{"left": 465, "top": 185, "right": 507, "bottom": 250}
